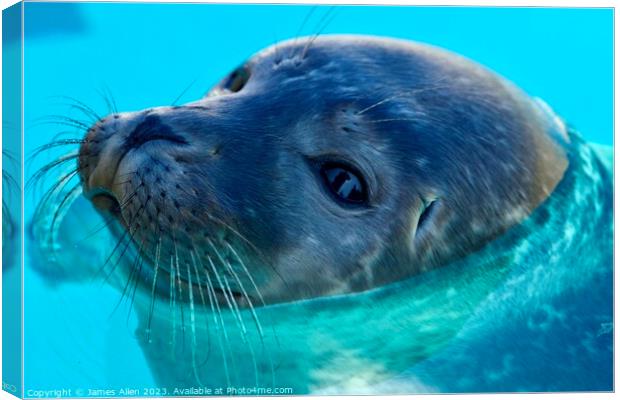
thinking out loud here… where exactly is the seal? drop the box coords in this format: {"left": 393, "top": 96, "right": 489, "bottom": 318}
{"left": 30, "top": 35, "right": 612, "bottom": 393}
{"left": 77, "top": 35, "right": 569, "bottom": 307}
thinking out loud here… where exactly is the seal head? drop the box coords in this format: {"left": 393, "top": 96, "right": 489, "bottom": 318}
{"left": 78, "top": 35, "right": 568, "bottom": 305}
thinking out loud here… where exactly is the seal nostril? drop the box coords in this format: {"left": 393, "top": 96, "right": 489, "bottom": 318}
{"left": 125, "top": 114, "right": 188, "bottom": 151}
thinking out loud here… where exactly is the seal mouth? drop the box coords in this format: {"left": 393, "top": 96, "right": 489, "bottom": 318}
{"left": 88, "top": 189, "right": 122, "bottom": 216}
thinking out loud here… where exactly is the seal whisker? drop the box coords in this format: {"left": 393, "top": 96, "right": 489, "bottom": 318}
{"left": 97, "top": 85, "right": 119, "bottom": 115}
{"left": 223, "top": 242, "right": 266, "bottom": 312}
{"left": 169, "top": 254, "right": 178, "bottom": 357}
{"left": 61, "top": 103, "right": 100, "bottom": 125}
{"left": 118, "top": 187, "right": 146, "bottom": 220}
{"left": 292, "top": 5, "right": 318, "bottom": 48}
{"left": 205, "top": 214, "right": 261, "bottom": 255}
{"left": 93, "top": 228, "right": 131, "bottom": 283}
{"left": 225, "top": 241, "right": 278, "bottom": 386}
{"left": 184, "top": 257, "right": 205, "bottom": 386}
{"left": 219, "top": 262, "right": 260, "bottom": 386}
{"left": 173, "top": 240, "right": 187, "bottom": 350}
{"left": 32, "top": 168, "right": 79, "bottom": 220}
{"left": 171, "top": 78, "right": 199, "bottom": 107}
{"left": 127, "top": 247, "right": 146, "bottom": 324}
{"left": 31, "top": 115, "right": 91, "bottom": 131}
{"left": 74, "top": 212, "right": 116, "bottom": 245}
{"left": 300, "top": 6, "right": 338, "bottom": 60}
{"left": 33, "top": 178, "right": 82, "bottom": 256}
{"left": 189, "top": 248, "right": 212, "bottom": 364}
{"left": 85, "top": 209, "right": 125, "bottom": 245}
{"left": 30, "top": 158, "right": 78, "bottom": 222}
{"left": 34, "top": 114, "right": 91, "bottom": 128}
{"left": 202, "top": 264, "right": 232, "bottom": 387}
{"left": 108, "top": 236, "right": 146, "bottom": 319}
{"left": 146, "top": 235, "right": 162, "bottom": 343}
{"left": 27, "top": 151, "right": 79, "bottom": 192}
{"left": 203, "top": 211, "right": 290, "bottom": 292}
{"left": 48, "top": 182, "right": 83, "bottom": 241}
{"left": 213, "top": 240, "right": 265, "bottom": 335}
{"left": 102, "top": 235, "right": 138, "bottom": 284}
{"left": 206, "top": 239, "right": 263, "bottom": 385}
{"left": 193, "top": 248, "right": 232, "bottom": 376}
{"left": 100, "top": 201, "right": 149, "bottom": 282}
{"left": 47, "top": 95, "right": 103, "bottom": 122}
{"left": 356, "top": 82, "right": 451, "bottom": 116}
{"left": 205, "top": 255, "right": 242, "bottom": 385}
{"left": 49, "top": 130, "right": 86, "bottom": 143}
{"left": 27, "top": 163, "right": 80, "bottom": 217}
{"left": 205, "top": 254, "right": 246, "bottom": 337}
{"left": 28, "top": 139, "right": 85, "bottom": 165}
{"left": 219, "top": 252, "right": 262, "bottom": 386}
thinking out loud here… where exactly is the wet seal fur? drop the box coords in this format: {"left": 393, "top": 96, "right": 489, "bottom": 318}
{"left": 30, "top": 35, "right": 612, "bottom": 392}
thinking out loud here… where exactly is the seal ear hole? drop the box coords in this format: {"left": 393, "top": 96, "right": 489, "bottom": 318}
{"left": 319, "top": 162, "right": 369, "bottom": 205}
{"left": 417, "top": 199, "right": 437, "bottom": 230}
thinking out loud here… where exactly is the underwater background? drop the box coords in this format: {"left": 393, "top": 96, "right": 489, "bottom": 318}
{"left": 17, "top": 3, "right": 612, "bottom": 395}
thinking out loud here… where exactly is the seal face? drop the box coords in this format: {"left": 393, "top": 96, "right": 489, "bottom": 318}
{"left": 77, "top": 35, "right": 568, "bottom": 306}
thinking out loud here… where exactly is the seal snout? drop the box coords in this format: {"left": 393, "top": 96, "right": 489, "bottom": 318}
{"left": 124, "top": 114, "right": 188, "bottom": 152}
{"left": 78, "top": 109, "right": 191, "bottom": 206}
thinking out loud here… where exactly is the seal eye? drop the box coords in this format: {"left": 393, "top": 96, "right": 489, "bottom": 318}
{"left": 225, "top": 66, "right": 250, "bottom": 93}
{"left": 320, "top": 162, "right": 368, "bottom": 204}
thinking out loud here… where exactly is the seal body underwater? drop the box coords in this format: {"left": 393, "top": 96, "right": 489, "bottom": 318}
{"left": 33, "top": 35, "right": 612, "bottom": 393}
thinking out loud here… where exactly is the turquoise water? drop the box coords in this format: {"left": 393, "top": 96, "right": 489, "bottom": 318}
{"left": 19, "top": 3, "right": 613, "bottom": 396}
